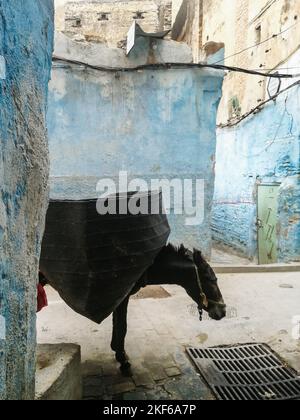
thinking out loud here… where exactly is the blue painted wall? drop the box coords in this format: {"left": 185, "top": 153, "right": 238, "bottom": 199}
{"left": 0, "top": 0, "right": 53, "bottom": 400}
{"left": 47, "top": 57, "right": 223, "bottom": 256}
{"left": 213, "top": 81, "right": 300, "bottom": 262}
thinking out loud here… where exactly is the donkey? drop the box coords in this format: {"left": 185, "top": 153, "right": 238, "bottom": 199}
{"left": 39, "top": 243, "right": 226, "bottom": 374}
{"left": 111, "top": 243, "right": 226, "bottom": 374}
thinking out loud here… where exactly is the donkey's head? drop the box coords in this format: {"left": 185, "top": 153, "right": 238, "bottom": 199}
{"left": 175, "top": 245, "right": 226, "bottom": 321}
{"left": 192, "top": 248, "right": 226, "bottom": 321}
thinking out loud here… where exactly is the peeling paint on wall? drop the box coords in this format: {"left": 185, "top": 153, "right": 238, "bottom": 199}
{"left": 47, "top": 38, "right": 224, "bottom": 257}
{"left": 0, "top": 316, "right": 6, "bottom": 340}
{"left": 213, "top": 63, "right": 300, "bottom": 262}
{"left": 0, "top": 56, "right": 6, "bottom": 79}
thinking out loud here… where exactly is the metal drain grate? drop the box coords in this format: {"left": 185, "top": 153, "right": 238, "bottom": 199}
{"left": 187, "top": 343, "right": 300, "bottom": 400}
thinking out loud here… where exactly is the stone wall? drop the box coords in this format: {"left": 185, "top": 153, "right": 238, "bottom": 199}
{"left": 55, "top": 0, "right": 172, "bottom": 47}
{"left": 171, "top": 0, "right": 202, "bottom": 62}
{"left": 172, "top": 0, "right": 300, "bottom": 124}
{"left": 0, "top": 0, "right": 54, "bottom": 400}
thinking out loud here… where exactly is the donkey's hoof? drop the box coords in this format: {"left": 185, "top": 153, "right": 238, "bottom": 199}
{"left": 116, "top": 351, "right": 129, "bottom": 364}
{"left": 120, "top": 362, "right": 132, "bottom": 377}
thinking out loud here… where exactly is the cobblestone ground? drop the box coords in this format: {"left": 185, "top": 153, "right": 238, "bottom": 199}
{"left": 81, "top": 349, "right": 212, "bottom": 400}
{"left": 37, "top": 272, "right": 300, "bottom": 400}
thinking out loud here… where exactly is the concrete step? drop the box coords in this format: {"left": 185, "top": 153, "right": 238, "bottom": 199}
{"left": 36, "top": 343, "right": 82, "bottom": 400}
{"left": 212, "top": 263, "right": 300, "bottom": 274}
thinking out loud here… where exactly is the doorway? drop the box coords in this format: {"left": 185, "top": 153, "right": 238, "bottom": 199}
{"left": 257, "top": 184, "right": 280, "bottom": 265}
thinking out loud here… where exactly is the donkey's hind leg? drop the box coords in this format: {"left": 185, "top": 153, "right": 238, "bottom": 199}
{"left": 111, "top": 295, "right": 131, "bottom": 375}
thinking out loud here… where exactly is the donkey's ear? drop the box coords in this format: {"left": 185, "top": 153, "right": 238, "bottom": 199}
{"left": 178, "top": 244, "right": 194, "bottom": 261}
{"left": 179, "top": 244, "right": 187, "bottom": 254}
{"left": 193, "top": 248, "right": 203, "bottom": 265}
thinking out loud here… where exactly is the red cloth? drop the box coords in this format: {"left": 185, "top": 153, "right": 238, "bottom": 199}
{"left": 37, "top": 283, "right": 48, "bottom": 312}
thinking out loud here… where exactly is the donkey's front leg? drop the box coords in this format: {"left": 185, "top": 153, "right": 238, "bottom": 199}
{"left": 111, "top": 295, "right": 131, "bottom": 374}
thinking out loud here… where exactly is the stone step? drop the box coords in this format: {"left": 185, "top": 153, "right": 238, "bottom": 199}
{"left": 36, "top": 343, "right": 82, "bottom": 400}
{"left": 212, "top": 263, "right": 300, "bottom": 274}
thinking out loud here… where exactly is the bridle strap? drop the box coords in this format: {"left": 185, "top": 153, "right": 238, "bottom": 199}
{"left": 194, "top": 266, "right": 226, "bottom": 320}
{"left": 194, "top": 266, "right": 208, "bottom": 309}
{"left": 206, "top": 299, "right": 226, "bottom": 308}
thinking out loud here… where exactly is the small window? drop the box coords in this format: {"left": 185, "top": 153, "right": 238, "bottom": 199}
{"left": 255, "top": 24, "right": 262, "bottom": 44}
{"left": 98, "top": 13, "right": 109, "bottom": 21}
{"left": 133, "top": 11, "right": 145, "bottom": 20}
{"left": 65, "top": 17, "right": 82, "bottom": 28}
{"left": 74, "top": 19, "right": 82, "bottom": 28}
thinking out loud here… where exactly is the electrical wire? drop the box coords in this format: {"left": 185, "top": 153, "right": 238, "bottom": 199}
{"left": 213, "top": 21, "right": 299, "bottom": 65}
{"left": 52, "top": 55, "right": 298, "bottom": 79}
{"left": 218, "top": 79, "right": 300, "bottom": 128}
{"left": 252, "top": 66, "right": 300, "bottom": 71}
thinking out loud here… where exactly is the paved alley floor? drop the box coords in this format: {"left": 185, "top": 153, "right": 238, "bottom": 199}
{"left": 37, "top": 272, "right": 300, "bottom": 400}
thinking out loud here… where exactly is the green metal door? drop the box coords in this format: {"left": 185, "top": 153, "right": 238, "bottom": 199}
{"left": 257, "top": 185, "right": 279, "bottom": 265}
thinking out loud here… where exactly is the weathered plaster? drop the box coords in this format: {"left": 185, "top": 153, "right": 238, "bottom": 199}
{"left": 213, "top": 72, "right": 300, "bottom": 262}
{"left": 54, "top": 31, "right": 193, "bottom": 67}
{"left": 174, "top": 2, "right": 300, "bottom": 262}
{"left": 0, "top": 0, "right": 54, "bottom": 400}
{"left": 55, "top": 0, "right": 172, "bottom": 47}
{"left": 48, "top": 37, "right": 223, "bottom": 256}
{"left": 171, "top": 0, "right": 203, "bottom": 63}
{"left": 172, "top": 0, "right": 300, "bottom": 125}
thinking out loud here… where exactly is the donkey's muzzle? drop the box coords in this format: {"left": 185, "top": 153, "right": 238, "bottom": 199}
{"left": 208, "top": 302, "right": 226, "bottom": 321}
